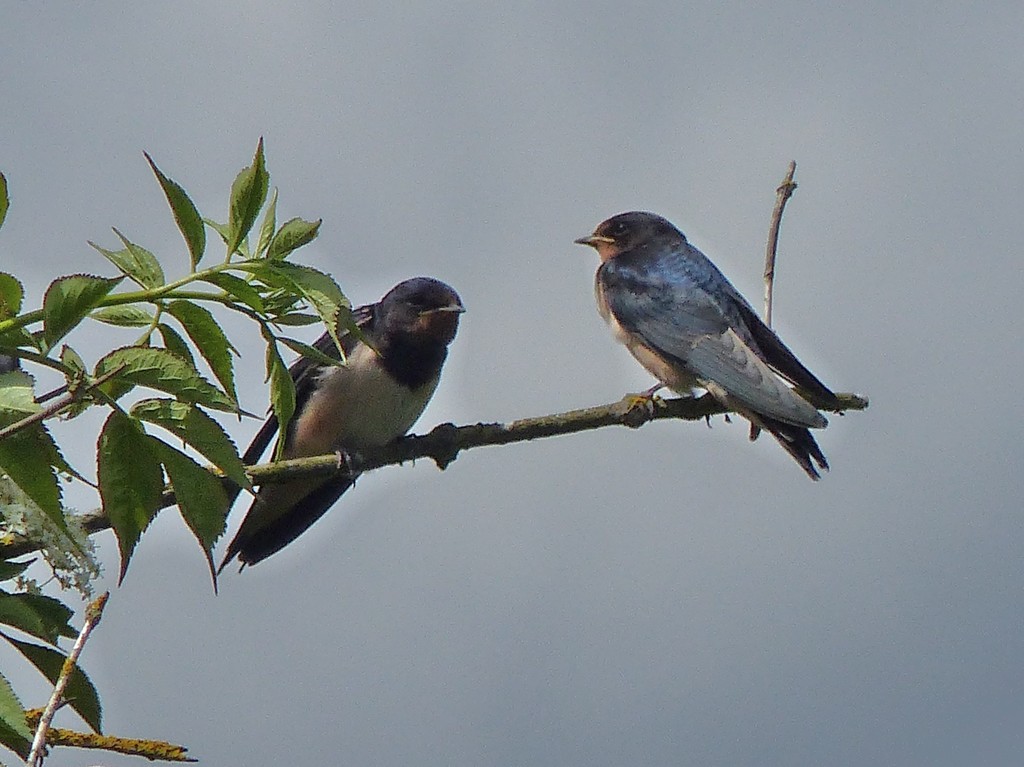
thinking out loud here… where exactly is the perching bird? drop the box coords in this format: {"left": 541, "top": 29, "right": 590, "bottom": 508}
{"left": 219, "top": 277, "right": 464, "bottom": 571}
{"left": 576, "top": 211, "right": 842, "bottom": 479}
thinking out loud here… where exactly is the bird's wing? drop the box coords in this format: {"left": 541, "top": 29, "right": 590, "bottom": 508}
{"left": 730, "top": 299, "right": 840, "bottom": 408}
{"left": 225, "top": 303, "right": 375, "bottom": 504}
{"left": 600, "top": 258, "right": 825, "bottom": 428}
{"left": 253, "top": 302, "right": 375, "bottom": 461}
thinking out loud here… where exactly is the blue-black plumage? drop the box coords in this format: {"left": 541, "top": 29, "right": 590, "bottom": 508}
{"left": 577, "top": 211, "right": 841, "bottom": 479}
{"left": 219, "top": 277, "right": 464, "bottom": 571}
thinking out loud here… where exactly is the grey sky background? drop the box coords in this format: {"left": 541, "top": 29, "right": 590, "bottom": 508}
{"left": 2, "top": 2, "right": 1023, "bottom": 765}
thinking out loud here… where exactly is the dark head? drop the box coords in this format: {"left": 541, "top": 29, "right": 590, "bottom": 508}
{"left": 574, "top": 211, "right": 687, "bottom": 261}
{"left": 377, "top": 277, "right": 465, "bottom": 346}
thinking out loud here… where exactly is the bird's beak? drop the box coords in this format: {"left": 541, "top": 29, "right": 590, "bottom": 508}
{"left": 574, "top": 234, "right": 614, "bottom": 247}
{"left": 424, "top": 302, "right": 465, "bottom": 315}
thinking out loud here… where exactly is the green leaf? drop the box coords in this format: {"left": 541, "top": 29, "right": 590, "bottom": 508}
{"left": 111, "top": 228, "right": 165, "bottom": 288}
{"left": 267, "top": 262, "right": 347, "bottom": 321}
{"left": 0, "top": 592, "right": 75, "bottom": 644}
{"left": 227, "top": 138, "right": 269, "bottom": 256}
{"left": 204, "top": 217, "right": 232, "bottom": 247}
{"left": 256, "top": 188, "right": 278, "bottom": 257}
{"left": 145, "top": 152, "right": 206, "bottom": 269}
{"left": 0, "top": 172, "right": 8, "bottom": 232}
{"left": 267, "top": 217, "right": 321, "bottom": 261}
{"left": 0, "top": 326, "right": 36, "bottom": 355}
{"left": 262, "top": 329, "right": 295, "bottom": 460}
{"left": 130, "top": 398, "right": 250, "bottom": 491}
{"left": 0, "top": 670, "right": 30, "bottom": 755}
{"left": 242, "top": 261, "right": 348, "bottom": 350}
{"left": 271, "top": 313, "right": 320, "bottom": 326}
{"left": 278, "top": 337, "right": 344, "bottom": 368}
{"left": 94, "top": 346, "right": 239, "bottom": 413}
{"left": 3, "top": 635, "right": 102, "bottom": 733}
{"left": 0, "top": 560, "right": 32, "bottom": 582}
{"left": 0, "top": 429, "right": 67, "bottom": 535}
{"left": 97, "top": 410, "right": 165, "bottom": 582}
{"left": 165, "top": 300, "right": 238, "bottom": 405}
{"left": 0, "top": 273, "right": 23, "bottom": 320}
{"left": 0, "top": 370, "right": 37, "bottom": 418}
{"left": 0, "top": 370, "right": 83, "bottom": 503}
{"left": 90, "top": 305, "right": 155, "bottom": 327}
{"left": 42, "top": 274, "right": 123, "bottom": 352}
{"left": 156, "top": 323, "right": 196, "bottom": 366}
{"left": 59, "top": 345, "right": 86, "bottom": 377}
{"left": 152, "top": 441, "right": 228, "bottom": 552}
{"left": 201, "top": 272, "right": 265, "bottom": 313}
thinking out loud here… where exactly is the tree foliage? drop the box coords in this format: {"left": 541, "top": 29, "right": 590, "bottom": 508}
{"left": 0, "top": 140, "right": 339, "bottom": 761}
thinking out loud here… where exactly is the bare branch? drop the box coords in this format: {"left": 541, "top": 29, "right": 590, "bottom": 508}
{"left": 0, "top": 391, "right": 869, "bottom": 561}
{"left": 751, "top": 161, "right": 798, "bottom": 441}
{"left": 763, "top": 160, "right": 798, "bottom": 327}
{"left": 26, "top": 592, "right": 109, "bottom": 767}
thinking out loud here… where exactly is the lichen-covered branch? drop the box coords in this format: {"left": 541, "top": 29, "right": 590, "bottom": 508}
{"left": 24, "top": 710, "right": 194, "bottom": 763}
{"left": 0, "top": 391, "right": 868, "bottom": 560}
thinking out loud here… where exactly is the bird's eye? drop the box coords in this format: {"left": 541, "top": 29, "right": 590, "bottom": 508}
{"left": 609, "top": 221, "right": 629, "bottom": 237}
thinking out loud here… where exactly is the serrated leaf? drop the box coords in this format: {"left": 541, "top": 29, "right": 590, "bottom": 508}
{"left": 278, "top": 337, "right": 344, "bottom": 368}
{"left": 0, "top": 560, "right": 32, "bottom": 582}
{"left": 271, "top": 313, "right": 320, "bottom": 326}
{"left": 156, "top": 323, "right": 195, "bottom": 366}
{"left": 227, "top": 138, "right": 269, "bottom": 256}
{"left": 0, "top": 370, "right": 83, "bottom": 493}
{"left": 97, "top": 410, "right": 164, "bottom": 582}
{"left": 262, "top": 331, "right": 295, "bottom": 460}
{"left": 0, "top": 272, "right": 23, "bottom": 320}
{"left": 242, "top": 261, "right": 348, "bottom": 350}
{"left": 90, "top": 305, "right": 155, "bottom": 327}
{"left": 165, "top": 300, "right": 237, "bottom": 405}
{"left": 3, "top": 635, "right": 102, "bottom": 733}
{"left": 153, "top": 441, "right": 228, "bottom": 551}
{"left": 0, "top": 429, "right": 67, "bottom": 535}
{"left": 131, "top": 398, "right": 250, "bottom": 491}
{"left": 256, "top": 188, "right": 278, "bottom": 257}
{"left": 267, "top": 217, "right": 321, "bottom": 261}
{"left": 201, "top": 272, "right": 265, "bottom": 313}
{"left": 42, "top": 274, "right": 123, "bottom": 351}
{"left": 59, "top": 345, "right": 85, "bottom": 377}
{"left": 0, "top": 326, "right": 36, "bottom": 356}
{"left": 145, "top": 152, "right": 206, "bottom": 269}
{"left": 0, "top": 670, "right": 30, "bottom": 753}
{"left": 267, "top": 262, "right": 347, "bottom": 320}
{"left": 204, "top": 217, "right": 231, "bottom": 246}
{"left": 94, "top": 346, "right": 239, "bottom": 413}
{"left": 0, "top": 592, "right": 75, "bottom": 644}
{"left": 0, "top": 172, "right": 8, "bottom": 231}
{"left": 111, "top": 228, "right": 165, "bottom": 289}
{"left": 0, "top": 370, "right": 37, "bottom": 418}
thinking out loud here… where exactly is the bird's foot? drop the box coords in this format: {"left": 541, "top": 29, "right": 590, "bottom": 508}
{"left": 620, "top": 388, "right": 665, "bottom": 427}
{"left": 334, "top": 449, "right": 356, "bottom": 477}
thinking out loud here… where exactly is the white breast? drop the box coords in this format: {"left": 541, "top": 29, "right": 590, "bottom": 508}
{"left": 286, "top": 343, "right": 439, "bottom": 458}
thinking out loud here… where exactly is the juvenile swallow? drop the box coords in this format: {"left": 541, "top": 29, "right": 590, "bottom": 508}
{"left": 576, "top": 211, "right": 842, "bottom": 479}
{"left": 219, "top": 277, "right": 464, "bottom": 571}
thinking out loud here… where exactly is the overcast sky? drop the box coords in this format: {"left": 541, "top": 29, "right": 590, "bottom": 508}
{"left": 2, "top": 2, "right": 1023, "bottom": 765}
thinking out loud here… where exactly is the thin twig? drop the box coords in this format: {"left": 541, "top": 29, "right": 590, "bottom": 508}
{"left": 26, "top": 592, "right": 110, "bottom": 767}
{"left": 0, "top": 390, "right": 869, "bottom": 560}
{"left": 0, "top": 364, "right": 127, "bottom": 442}
{"left": 751, "top": 161, "right": 798, "bottom": 440}
{"left": 763, "top": 160, "right": 798, "bottom": 328}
